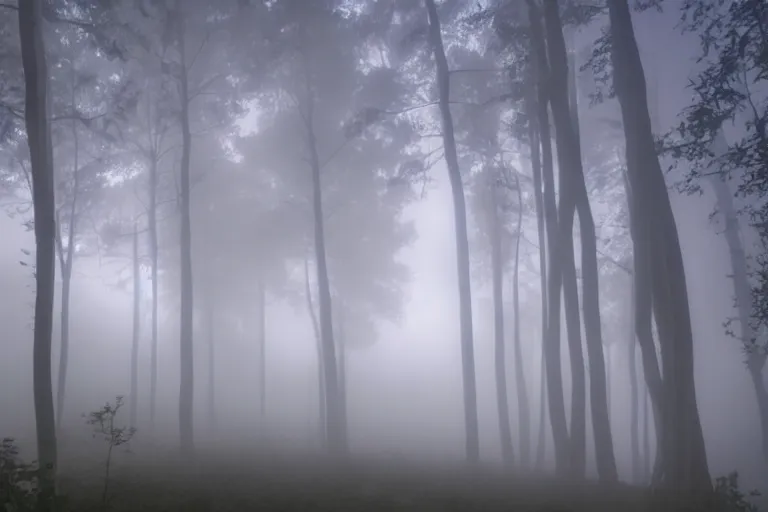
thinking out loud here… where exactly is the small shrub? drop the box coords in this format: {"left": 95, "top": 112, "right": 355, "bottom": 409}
{"left": 714, "top": 472, "right": 761, "bottom": 512}
{"left": 0, "top": 438, "right": 38, "bottom": 512}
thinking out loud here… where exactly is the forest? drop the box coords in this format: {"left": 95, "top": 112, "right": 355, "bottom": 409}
{"left": 0, "top": 0, "right": 766, "bottom": 510}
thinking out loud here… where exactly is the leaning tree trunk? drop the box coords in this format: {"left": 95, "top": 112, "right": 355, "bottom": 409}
{"left": 543, "top": 0, "right": 617, "bottom": 482}
{"left": 425, "top": 0, "right": 479, "bottom": 463}
{"left": 489, "top": 166, "right": 514, "bottom": 467}
{"left": 176, "top": 3, "right": 195, "bottom": 457}
{"left": 709, "top": 129, "right": 768, "bottom": 463}
{"left": 526, "top": 0, "right": 570, "bottom": 475}
{"left": 511, "top": 171, "right": 531, "bottom": 468}
{"left": 526, "top": 87, "right": 548, "bottom": 471}
{"left": 304, "top": 256, "right": 326, "bottom": 447}
{"left": 19, "top": 0, "right": 59, "bottom": 501}
{"left": 608, "top": 0, "right": 711, "bottom": 492}
{"left": 302, "top": 49, "right": 347, "bottom": 455}
{"left": 130, "top": 221, "right": 140, "bottom": 429}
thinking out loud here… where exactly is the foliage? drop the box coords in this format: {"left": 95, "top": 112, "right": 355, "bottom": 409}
{"left": 0, "top": 438, "right": 37, "bottom": 512}
{"left": 714, "top": 472, "right": 761, "bottom": 512}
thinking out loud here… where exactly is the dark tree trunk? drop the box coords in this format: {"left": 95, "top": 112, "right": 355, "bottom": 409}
{"left": 628, "top": 273, "right": 642, "bottom": 484}
{"left": 304, "top": 257, "right": 326, "bottom": 447}
{"left": 176, "top": 2, "right": 195, "bottom": 457}
{"left": 526, "top": 88, "right": 548, "bottom": 472}
{"left": 511, "top": 171, "right": 531, "bottom": 468}
{"left": 543, "top": 0, "right": 617, "bottom": 482}
{"left": 489, "top": 167, "right": 514, "bottom": 467}
{"left": 130, "top": 223, "right": 140, "bottom": 428}
{"left": 608, "top": 0, "right": 711, "bottom": 492}
{"left": 526, "top": 0, "right": 570, "bottom": 475}
{"left": 19, "top": 0, "right": 58, "bottom": 500}
{"left": 425, "top": 0, "right": 479, "bottom": 463}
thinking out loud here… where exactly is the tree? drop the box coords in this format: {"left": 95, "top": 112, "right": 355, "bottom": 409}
{"left": 607, "top": 0, "right": 712, "bottom": 492}
{"left": 18, "top": 0, "right": 59, "bottom": 503}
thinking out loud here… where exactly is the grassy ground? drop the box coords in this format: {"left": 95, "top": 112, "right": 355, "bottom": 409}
{"left": 52, "top": 450, "right": 745, "bottom": 512}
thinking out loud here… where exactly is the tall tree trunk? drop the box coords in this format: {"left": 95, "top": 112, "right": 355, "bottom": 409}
{"left": 425, "top": 0, "right": 479, "bottom": 463}
{"left": 605, "top": 344, "right": 612, "bottom": 416}
{"left": 257, "top": 279, "right": 267, "bottom": 423}
{"left": 148, "top": 153, "right": 159, "bottom": 432}
{"left": 54, "top": 116, "right": 80, "bottom": 431}
{"left": 643, "top": 384, "right": 651, "bottom": 483}
{"left": 628, "top": 273, "right": 641, "bottom": 484}
{"left": 527, "top": 89, "right": 548, "bottom": 472}
{"left": 130, "top": 222, "right": 140, "bottom": 428}
{"left": 526, "top": 0, "right": 569, "bottom": 475}
{"left": 489, "top": 167, "right": 514, "bottom": 468}
{"left": 608, "top": 0, "right": 711, "bottom": 492}
{"left": 19, "top": 0, "right": 58, "bottom": 501}
{"left": 709, "top": 130, "right": 768, "bottom": 463}
{"left": 543, "top": 0, "right": 617, "bottom": 482}
{"left": 335, "top": 302, "right": 348, "bottom": 432}
{"left": 302, "top": 52, "right": 347, "bottom": 455}
{"left": 511, "top": 171, "right": 531, "bottom": 468}
{"left": 304, "top": 257, "right": 326, "bottom": 446}
{"left": 175, "top": 2, "right": 195, "bottom": 457}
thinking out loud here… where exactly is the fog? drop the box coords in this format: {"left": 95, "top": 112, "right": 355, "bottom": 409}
{"left": 1, "top": 0, "right": 767, "bottom": 509}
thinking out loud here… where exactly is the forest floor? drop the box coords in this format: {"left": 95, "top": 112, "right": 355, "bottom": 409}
{"left": 54, "top": 447, "right": 745, "bottom": 512}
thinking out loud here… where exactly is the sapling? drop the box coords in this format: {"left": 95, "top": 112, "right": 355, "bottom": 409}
{"left": 84, "top": 396, "right": 136, "bottom": 509}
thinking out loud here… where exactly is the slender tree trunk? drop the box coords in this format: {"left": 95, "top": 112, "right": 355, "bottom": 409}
{"left": 302, "top": 52, "right": 347, "bottom": 455}
{"left": 130, "top": 222, "right": 140, "bottom": 428}
{"left": 335, "top": 302, "right": 348, "bottom": 432}
{"left": 628, "top": 274, "right": 641, "bottom": 484}
{"left": 489, "top": 167, "right": 514, "bottom": 468}
{"left": 425, "top": 0, "right": 479, "bottom": 463}
{"left": 512, "top": 172, "right": 531, "bottom": 468}
{"left": 304, "top": 257, "right": 326, "bottom": 447}
{"left": 543, "top": 0, "right": 617, "bottom": 482}
{"left": 257, "top": 279, "right": 267, "bottom": 423}
{"left": 526, "top": 84, "right": 548, "bottom": 472}
{"left": 56, "top": 263, "right": 72, "bottom": 430}
{"left": 526, "top": 0, "right": 569, "bottom": 475}
{"left": 206, "top": 285, "right": 216, "bottom": 435}
{"left": 643, "top": 384, "right": 651, "bottom": 483}
{"left": 605, "top": 344, "right": 612, "bottom": 416}
{"left": 148, "top": 154, "right": 159, "bottom": 431}
{"left": 19, "top": 0, "right": 58, "bottom": 501}
{"left": 709, "top": 130, "right": 768, "bottom": 463}
{"left": 608, "top": 0, "right": 711, "bottom": 492}
{"left": 176, "top": 2, "right": 195, "bottom": 457}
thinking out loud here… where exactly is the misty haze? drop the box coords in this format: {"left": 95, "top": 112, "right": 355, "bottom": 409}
{"left": 0, "top": 0, "right": 767, "bottom": 511}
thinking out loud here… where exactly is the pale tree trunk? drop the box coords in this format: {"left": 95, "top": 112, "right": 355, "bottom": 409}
{"left": 709, "top": 130, "right": 768, "bottom": 463}
{"left": 335, "top": 301, "right": 348, "bottom": 426}
{"left": 54, "top": 115, "right": 80, "bottom": 431}
{"left": 628, "top": 272, "right": 642, "bottom": 484}
{"left": 526, "top": 89, "right": 548, "bottom": 471}
{"left": 526, "top": 0, "right": 569, "bottom": 475}
{"left": 488, "top": 167, "right": 514, "bottom": 467}
{"left": 206, "top": 283, "right": 216, "bottom": 435}
{"left": 175, "top": 2, "right": 195, "bottom": 457}
{"left": 19, "top": 0, "right": 58, "bottom": 501}
{"left": 130, "top": 222, "right": 140, "bottom": 428}
{"left": 543, "top": 0, "right": 617, "bottom": 482}
{"left": 302, "top": 50, "right": 347, "bottom": 455}
{"left": 256, "top": 279, "right": 267, "bottom": 423}
{"left": 148, "top": 153, "right": 159, "bottom": 431}
{"left": 643, "top": 385, "right": 651, "bottom": 483}
{"left": 511, "top": 171, "right": 531, "bottom": 468}
{"left": 608, "top": 0, "right": 711, "bottom": 492}
{"left": 304, "top": 257, "right": 326, "bottom": 447}
{"left": 425, "top": 0, "right": 479, "bottom": 463}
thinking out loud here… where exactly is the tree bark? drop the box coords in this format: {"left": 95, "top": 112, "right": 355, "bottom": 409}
{"left": 19, "top": 0, "right": 59, "bottom": 501}
{"left": 130, "top": 222, "right": 140, "bottom": 429}
{"left": 526, "top": 0, "right": 570, "bottom": 475}
{"left": 175, "top": 2, "right": 195, "bottom": 457}
{"left": 511, "top": 171, "right": 531, "bottom": 468}
{"left": 489, "top": 167, "right": 514, "bottom": 467}
{"left": 543, "top": 0, "right": 617, "bottom": 482}
{"left": 425, "top": 0, "right": 479, "bottom": 463}
{"left": 608, "top": 0, "right": 711, "bottom": 492}
{"left": 304, "top": 256, "right": 326, "bottom": 447}
{"left": 526, "top": 88, "right": 548, "bottom": 472}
